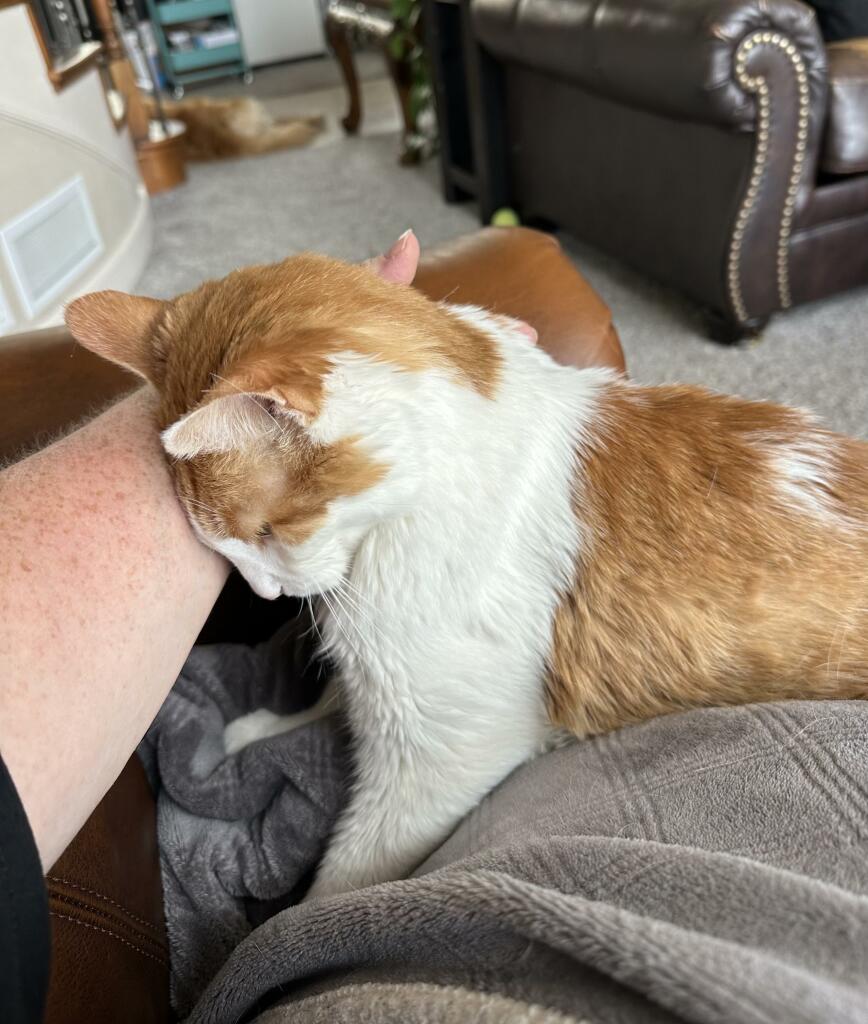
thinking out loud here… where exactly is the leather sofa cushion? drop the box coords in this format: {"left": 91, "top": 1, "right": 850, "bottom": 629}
{"left": 809, "top": 1, "right": 868, "bottom": 42}
{"left": 0, "top": 326, "right": 138, "bottom": 463}
{"left": 44, "top": 757, "right": 170, "bottom": 1024}
{"left": 472, "top": 0, "right": 826, "bottom": 129}
{"left": 822, "top": 38, "right": 868, "bottom": 175}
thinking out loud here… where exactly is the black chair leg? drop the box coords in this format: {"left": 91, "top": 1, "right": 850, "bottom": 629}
{"left": 703, "top": 310, "right": 770, "bottom": 345}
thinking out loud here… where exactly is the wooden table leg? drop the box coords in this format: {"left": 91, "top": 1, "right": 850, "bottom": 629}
{"left": 326, "top": 18, "right": 362, "bottom": 134}
{"left": 383, "top": 35, "right": 420, "bottom": 164}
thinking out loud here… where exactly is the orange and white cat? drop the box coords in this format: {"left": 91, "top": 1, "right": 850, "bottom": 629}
{"left": 66, "top": 240, "right": 868, "bottom": 899}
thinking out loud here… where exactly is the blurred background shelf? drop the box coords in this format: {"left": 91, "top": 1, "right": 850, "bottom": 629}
{"left": 144, "top": 0, "right": 250, "bottom": 96}
{"left": 155, "top": 0, "right": 231, "bottom": 24}
{"left": 170, "top": 41, "right": 241, "bottom": 72}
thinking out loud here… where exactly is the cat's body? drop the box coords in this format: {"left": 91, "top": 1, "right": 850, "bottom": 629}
{"left": 300, "top": 316, "right": 597, "bottom": 892}
{"left": 66, "top": 252, "right": 868, "bottom": 899}
{"left": 146, "top": 96, "right": 322, "bottom": 161}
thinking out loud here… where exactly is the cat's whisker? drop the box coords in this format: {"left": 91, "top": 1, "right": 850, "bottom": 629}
{"left": 320, "top": 591, "right": 362, "bottom": 658}
{"left": 331, "top": 586, "right": 371, "bottom": 630}
{"left": 306, "top": 595, "right": 326, "bottom": 651}
{"left": 184, "top": 497, "right": 220, "bottom": 517}
{"left": 210, "top": 372, "right": 283, "bottom": 431}
{"left": 330, "top": 586, "right": 383, "bottom": 651}
{"left": 209, "top": 371, "right": 247, "bottom": 395}
{"left": 333, "top": 582, "right": 389, "bottom": 645}
{"left": 326, "top": 591, "right": 368, "bottom": 655}
{"left": 340, "top": 578, "right": 381, "bottom": 615}
{"left": 339, "top": 593, "right": 376, "bottom": 656}
{"left": 320, "top": 688, "right": 341, "bottom": 714}
{"left": 335, "top": 581, "right": 382, "bottom": 618}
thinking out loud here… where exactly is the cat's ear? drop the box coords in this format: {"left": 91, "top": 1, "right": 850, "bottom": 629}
{"left": 65, "top": 291, "right": 165, "bottom": 380}
{"left": 366, "top": 229, "right": 419, "bottom": 285}
{"left": 161, "top": 388, "right": 312, "bottom": 460}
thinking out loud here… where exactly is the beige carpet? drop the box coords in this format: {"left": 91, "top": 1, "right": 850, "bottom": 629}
{"left": 138, "top": 83, "right": 868, "bottom": 439}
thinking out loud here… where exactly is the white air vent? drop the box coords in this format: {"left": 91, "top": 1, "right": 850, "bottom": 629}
{"left": 1, "top": 177, "right": 102, "bottom": 318}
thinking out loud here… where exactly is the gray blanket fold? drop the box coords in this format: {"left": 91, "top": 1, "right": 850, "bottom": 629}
{"left": 139, "top": 618, "right": 348, "bottom": 1016}
{"left": 144, "top": 627, "right": 868, "bottom": 1024}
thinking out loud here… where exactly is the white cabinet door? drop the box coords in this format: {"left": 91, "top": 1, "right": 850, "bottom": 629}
{"left": 235, "top": 0, "right": 326, "bottom": 67}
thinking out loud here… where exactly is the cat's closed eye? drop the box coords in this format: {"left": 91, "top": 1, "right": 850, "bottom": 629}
{"left": 256, "top": 523, "right": 273, "bottom": 539}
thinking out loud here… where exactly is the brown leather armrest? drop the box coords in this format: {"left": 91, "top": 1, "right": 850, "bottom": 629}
{"left": 45, "top": 756, "right": 170, "bottom": 1024}
{"left": 414, "top": 226, "right": 624, "bottom": 373}
{"left": 0, "top": 326, "right": 139, "bottom": 464}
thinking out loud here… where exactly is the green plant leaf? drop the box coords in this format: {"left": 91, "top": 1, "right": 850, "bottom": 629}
{"left": 391, "top": 0, "right": 413, "bottom": 20}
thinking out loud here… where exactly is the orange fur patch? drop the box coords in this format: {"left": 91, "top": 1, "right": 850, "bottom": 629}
{"left": 173, "top": 430, "right": 386, "bottom": 547}
{"left": 545, "top": 381, "right": 868, "bottom": 736}
{"left": 152, "top": 254, "right": 500, "bottom": 428}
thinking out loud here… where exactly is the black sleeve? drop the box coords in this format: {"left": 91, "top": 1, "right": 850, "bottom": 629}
{"left": 0, "top": 753, "right": 50, "bottom": 1023}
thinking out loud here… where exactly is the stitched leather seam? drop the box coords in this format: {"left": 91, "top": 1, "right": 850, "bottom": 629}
{"left": 49, "top": 891, "right": 167, "bottom": 954}
{"left": 729, "top": 31, "right": 812, "bottom": 321}
{"left": 50, "top": 910, "right": 169, "bottom": 968}
{"left": 790, "top": 208, "right": 868, "bottom": 241}
{"left": 815, "top": 159, "right": 868, "bottom": 176}
{"left": 46, "top": 874, "right": 164, "bottom": 936}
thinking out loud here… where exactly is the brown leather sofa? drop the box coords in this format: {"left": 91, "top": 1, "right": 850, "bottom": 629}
{"left": 0, "top": 228, "right": 623, "bottom": 1024}
{"left": 459, "top": 0, "right": 868, "bottom": 341}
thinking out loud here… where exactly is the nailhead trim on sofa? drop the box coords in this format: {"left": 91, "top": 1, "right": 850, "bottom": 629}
{"left": 729, "top": 31, "right": 812, "bottom": 321}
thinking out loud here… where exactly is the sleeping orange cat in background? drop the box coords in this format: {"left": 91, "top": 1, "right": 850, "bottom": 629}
{"left": 66, "top": 240, "right": 868, "bottom": 899}
{"left": 145, "top": 96, "right": 323, "bottom": 160}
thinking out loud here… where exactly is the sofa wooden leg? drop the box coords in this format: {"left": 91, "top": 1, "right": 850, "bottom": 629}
{"left": 326, "top": 21, "right": 362, "bottom": 135}
{"left": 383, "top": 39, "right": 421, "bottom": 165}
{"left": 703, "top": 310, "right": 770, "bottom": 345}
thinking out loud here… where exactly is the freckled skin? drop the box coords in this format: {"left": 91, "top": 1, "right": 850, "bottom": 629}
{"left": 0, "top": 391, "right": 228, "bottom": 869}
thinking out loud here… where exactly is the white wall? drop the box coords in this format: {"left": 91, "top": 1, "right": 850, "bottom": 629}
{"left": 234, "top": 0, "right": 325, "bottom": 66}
{"left": 0, "top": 3, "right": 152, "bottom": 335}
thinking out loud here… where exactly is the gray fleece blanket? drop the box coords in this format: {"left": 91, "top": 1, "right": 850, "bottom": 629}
{"left": 143, "top": 624, "right": 868, "bottom": 1024}
{"left": 138, "top": 617, "right": 349, "bottom": 1016}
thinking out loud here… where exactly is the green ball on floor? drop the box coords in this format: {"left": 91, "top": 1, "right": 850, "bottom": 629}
{"left": 490, "top": 208, "right": 520, "bottom": 227}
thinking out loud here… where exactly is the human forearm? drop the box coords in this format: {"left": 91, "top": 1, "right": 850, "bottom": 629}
{"left": 0, "top": 389, "right": 228, "bottom": 868}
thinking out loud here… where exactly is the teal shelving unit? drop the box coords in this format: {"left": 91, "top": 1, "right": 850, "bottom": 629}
{"left": 145, "top": 0, "right": 251, "bottom": 97}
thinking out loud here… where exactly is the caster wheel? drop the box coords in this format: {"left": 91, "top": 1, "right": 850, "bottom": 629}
{"left": 172, "top": 86, "right": 184, "bottom": 99}
{"left": 243, "top": 71, "right": 254, "bottom": 85}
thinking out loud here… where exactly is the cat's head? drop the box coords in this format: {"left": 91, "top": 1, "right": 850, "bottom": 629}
{"left": 66, "top": 251, "right": 501, "bottom": 598}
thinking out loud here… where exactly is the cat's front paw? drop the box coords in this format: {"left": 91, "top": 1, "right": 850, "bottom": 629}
{"left": 223, "top": 708, "right": 287, "bottom": 755}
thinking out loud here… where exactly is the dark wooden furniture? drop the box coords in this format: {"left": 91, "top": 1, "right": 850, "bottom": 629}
{"left": 424, "top": 0, "right": 507, "bottom": 220}
{"left": 324, "top": 0, "right": 420, "bottom": 164}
